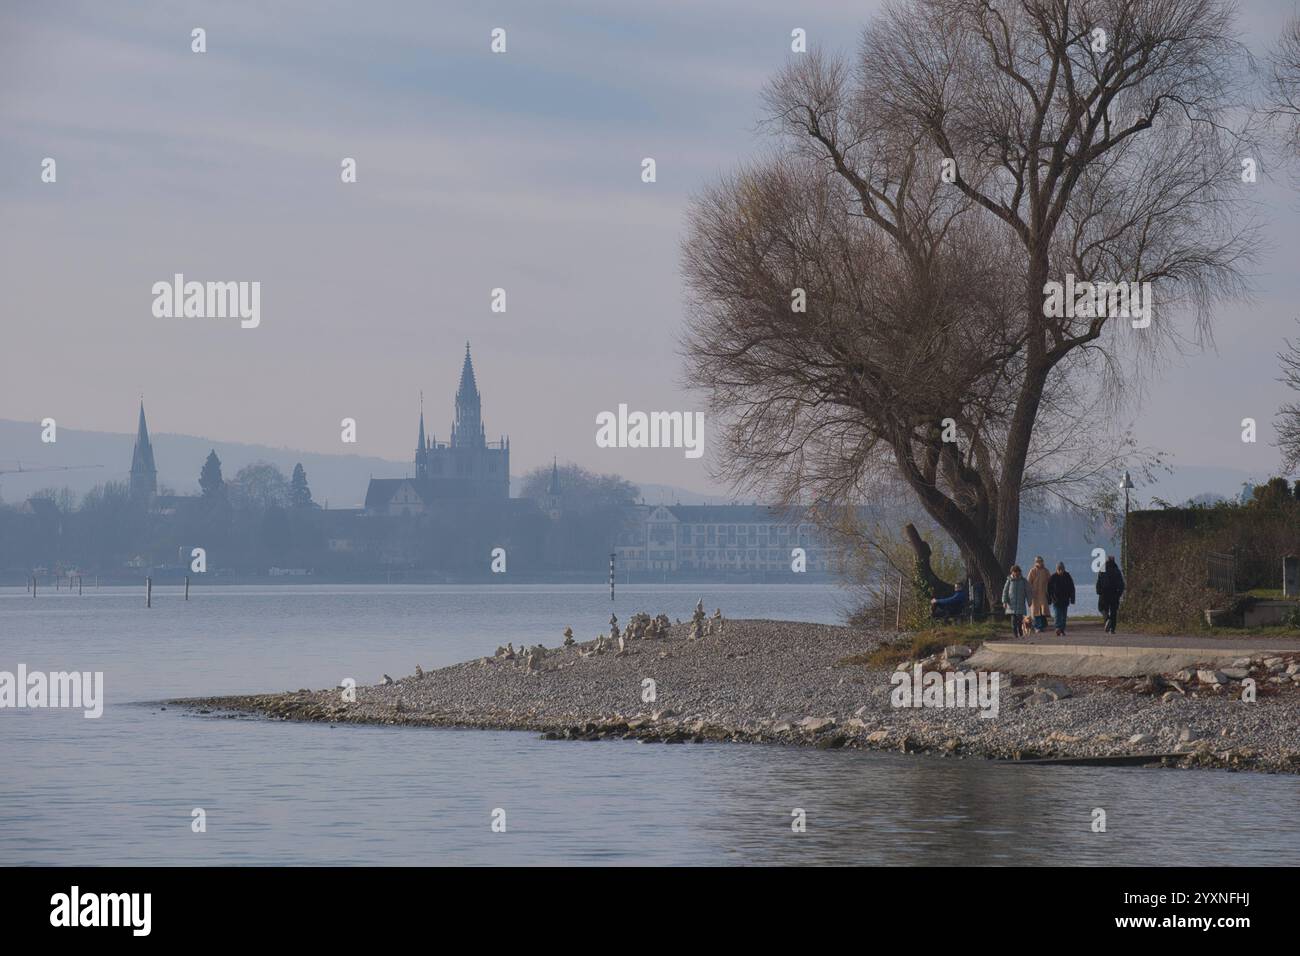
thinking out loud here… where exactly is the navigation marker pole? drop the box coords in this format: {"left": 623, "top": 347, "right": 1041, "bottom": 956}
{"left": 610, "top": 552, "right": 616, "bottom": 602}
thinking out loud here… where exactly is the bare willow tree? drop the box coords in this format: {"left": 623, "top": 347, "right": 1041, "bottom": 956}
{"left": 1276, "top": 329, "right": 1300, "bottom": 472}
{"left": 682, "top": 0, "right": 1256, "bottom": 603}
{"left": 1265, "top": 12, "right": 1300, "bottom": 161}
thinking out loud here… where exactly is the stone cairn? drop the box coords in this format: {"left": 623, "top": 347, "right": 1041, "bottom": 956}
{"left": 563, "top": 609, "right": 677, "bottom": 659}
{"left": 689, "top": 599, "right": 706, "bottom": 641}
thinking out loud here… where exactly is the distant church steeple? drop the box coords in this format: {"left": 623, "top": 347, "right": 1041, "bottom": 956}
{"left": 129, "top": 400, "right": 157, "bottom": 502}
{"left": 415, "top": 391, "right": 429, "bottom": 480}
{"left": 544, "top": 457, "right": 563, "bottom": 520}
{"left": 403, "top": 344, "right": 509, "bottom": 503}
{"left": 451, "top": 341, "right": 486, "bottom": 449}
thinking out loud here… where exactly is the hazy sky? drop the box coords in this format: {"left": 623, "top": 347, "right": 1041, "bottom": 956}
{"left": 3, "top": 0, "right": 1299, "bottom": 497}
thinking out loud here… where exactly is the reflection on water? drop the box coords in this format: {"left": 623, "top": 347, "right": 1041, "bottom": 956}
{"left": 4, "top": 706, "right": 1296, "bottom": 866}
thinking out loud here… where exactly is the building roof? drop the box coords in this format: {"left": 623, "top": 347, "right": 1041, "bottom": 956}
{"left": 662, "top": 504, "right": 807, "bottom": 524}
{"left": 365, "top": 476, "right": 513, "bottom": 511}
{"left": 364, "top": 478, "right": 414, "bottom": 511}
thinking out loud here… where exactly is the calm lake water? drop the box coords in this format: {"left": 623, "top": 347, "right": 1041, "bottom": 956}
{"left": 1, "top": 584, "right": 1296, "bottom": 866}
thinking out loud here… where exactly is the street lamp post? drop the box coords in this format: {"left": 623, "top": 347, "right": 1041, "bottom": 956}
{"left": 1120, "top": 470, "right": 1135, "bottom": 578}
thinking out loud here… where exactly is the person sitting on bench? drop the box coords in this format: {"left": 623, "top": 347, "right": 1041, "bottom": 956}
{"left": 930, "top": 585, "right": 968, "bottom": 620}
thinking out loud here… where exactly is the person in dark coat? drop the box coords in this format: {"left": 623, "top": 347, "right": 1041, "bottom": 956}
{"left": 1096, "top": 556, "right": 1126, "bottom": 634}
{"left": 1047, "top": 562, "right": 1076, "bottom": 636}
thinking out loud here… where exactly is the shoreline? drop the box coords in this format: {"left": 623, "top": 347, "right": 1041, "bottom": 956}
{"left": 173, "top": 618, "right": 1300, "bottom": 775}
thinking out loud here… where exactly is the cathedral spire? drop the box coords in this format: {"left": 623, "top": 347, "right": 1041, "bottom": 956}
{"left": 415, "top": 391, "right": 429, "bottom": 480}
{"left": 451, "top": 341, "right": 485, "bottom": 448}
{"left": 129, "top": 400, "right": 157, "bottom": 501}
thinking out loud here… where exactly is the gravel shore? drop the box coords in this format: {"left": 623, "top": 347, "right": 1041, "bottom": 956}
{"left": 175, "top": 618, "right": 1300, "bottom": 774}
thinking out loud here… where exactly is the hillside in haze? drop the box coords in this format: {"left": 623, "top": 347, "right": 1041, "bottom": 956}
{"left": 0, "top": 420, "right": 721, "bottom": 509}
{"left": 0, "top": 419, "right": 412, "bottom": 509}
{"left": 1, "top": 419, "right": 1282, "bottom": 513}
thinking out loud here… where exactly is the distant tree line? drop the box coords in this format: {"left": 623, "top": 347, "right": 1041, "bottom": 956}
{"left": 0, "top": 451, "right": 321, "bottom": 576}
{"left": 0, "top": 455, "right": 642, "bottom": 580}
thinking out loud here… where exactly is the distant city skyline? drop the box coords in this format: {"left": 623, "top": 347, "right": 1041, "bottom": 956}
{"left": 3, "top": 0, "right": 1300, "bottom": 497}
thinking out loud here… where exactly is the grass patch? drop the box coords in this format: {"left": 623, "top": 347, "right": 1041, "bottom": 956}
{"left": 837, "top": 619, "right": 999, "bottom": 669}
{"left": 1124, "top": 620, "right": 1300, "bottom": 638}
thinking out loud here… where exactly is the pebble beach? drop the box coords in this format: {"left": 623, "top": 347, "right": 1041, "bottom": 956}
{"left": 176, "top": 618, "right": 1300, "bottom": 774}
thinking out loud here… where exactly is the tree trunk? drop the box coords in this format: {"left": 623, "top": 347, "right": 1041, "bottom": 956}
{"left": 903, "top": 523, "right": 954, "bottom": 598}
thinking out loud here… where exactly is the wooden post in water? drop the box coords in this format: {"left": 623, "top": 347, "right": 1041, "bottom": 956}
{"left": 185, "top": 576, "right": 190, "bottom": 601}
{"left": 146, "top": 576, "right": 152, "bottom": 608}
{"left": 31, "top": 575, "right": 36, "bottom": 598}
{"left": 78, "top": 576, "right": 83, "bottom": 596}
{"left": 609, "top": 552, "right": 616, "bottom": 601}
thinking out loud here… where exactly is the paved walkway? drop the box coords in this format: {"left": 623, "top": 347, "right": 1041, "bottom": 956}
{"left": 994, "top": 619, "right": 1300, "bottom": 651}
{"left": 970, "top": 620, "right": 1300, "bottom": 677}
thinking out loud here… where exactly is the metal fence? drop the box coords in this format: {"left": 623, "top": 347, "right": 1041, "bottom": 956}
{"left": 1206, "top": 550, "right": 1236, "bottom": 596}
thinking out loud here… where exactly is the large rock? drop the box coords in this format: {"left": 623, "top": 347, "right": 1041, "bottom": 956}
{"left": 797, "top": 716, "right": 836, "bottom": 734}
{"left": 1220, "top": 667, "right": 1250, "bottom": 680}
{"left": 1034, "top": 679, "right": 1073, "bottom": 701}
{"left": 1197, "top": 669, "right": 1227, "bottom": 685}
{"left": 1177, "top": 725, "right": 1201, "bottom": 743}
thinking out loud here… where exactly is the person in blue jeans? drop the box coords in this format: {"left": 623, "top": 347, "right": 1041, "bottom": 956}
{"left": 1047, "top": 562, "right": 1076, "bottom": 636}
{"left": 930, "top": 584, "right": 968, "bottom": 621}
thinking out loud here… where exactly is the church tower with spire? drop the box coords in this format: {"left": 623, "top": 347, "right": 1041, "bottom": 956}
{"left": 129, "top": 400, "right": 158, "bottom": 502}
{"left": 368, "top": 342, "right": 509, "bottom": 514}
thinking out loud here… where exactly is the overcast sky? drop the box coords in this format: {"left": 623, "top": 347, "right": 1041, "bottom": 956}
{"left": 3, "top": 0, "right": 1299, "bottom": 498}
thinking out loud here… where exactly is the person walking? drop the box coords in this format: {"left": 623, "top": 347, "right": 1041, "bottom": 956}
{"left": 1001, "top": 565, "right": 1028, "bottom": 638}
{"left": 1027, "top": 556, "right": 1051, "bottom": 633}
{"left": 1096, "top": 556, "right": 1126, "bottom": 634}
{"left": 1048, "top": 561, "right": 1076, "bottom": 636}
